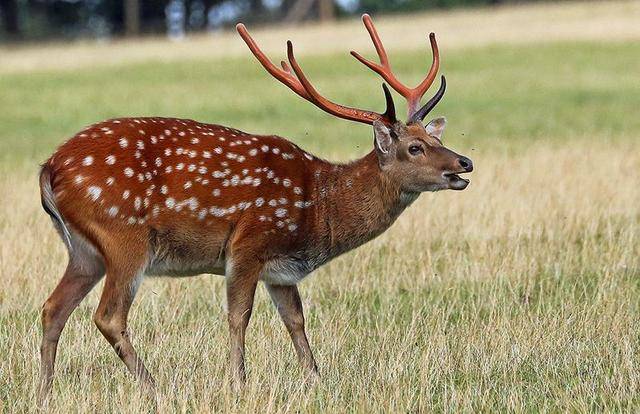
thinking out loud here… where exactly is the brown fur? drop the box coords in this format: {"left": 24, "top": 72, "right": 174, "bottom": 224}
{"left": 38, "top": 112, "right": 471, "bottom": 400}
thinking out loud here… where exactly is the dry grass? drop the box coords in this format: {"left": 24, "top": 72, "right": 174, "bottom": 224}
{"left": 1, "top": 1, "right": 640, "bottom": 411}
{"left": 1, "top": 142, "right": 638, "bottom": 412}
{"left": 1, "top": 0, "right": 640, "bottom": 75}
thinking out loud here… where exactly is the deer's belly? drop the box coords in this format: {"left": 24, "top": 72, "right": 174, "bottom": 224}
{"left": 145, "top": 228, "right": 227, "bottom": 277}
{"left": 145, "top": 258, "right": 225, "bottom": 277}
{"left": 261, "top": 256, "right": 315, "bottom": 285}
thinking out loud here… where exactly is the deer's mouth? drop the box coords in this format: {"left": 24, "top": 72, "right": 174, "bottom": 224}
{"left": 444, "top": 172, "right": 470, "bottom": 190}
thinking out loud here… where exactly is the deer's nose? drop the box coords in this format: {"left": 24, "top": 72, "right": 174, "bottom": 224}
{"left": 458, "top": 156, "right": 473, "bottom": 172}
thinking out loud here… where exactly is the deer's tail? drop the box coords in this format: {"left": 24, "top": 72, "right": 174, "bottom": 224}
{"left": 39, "top": 163, "right": 73, "bottom": 251}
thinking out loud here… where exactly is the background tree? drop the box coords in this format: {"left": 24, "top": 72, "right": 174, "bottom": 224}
{"left": 0, "top": 0, "right": 21, "bottom": 37}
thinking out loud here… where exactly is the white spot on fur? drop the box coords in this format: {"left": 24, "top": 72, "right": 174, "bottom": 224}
{"left": 124, "top": 167, "right": 134, "bottom": 177}
{"left": 82, "top": 156, "right": 94, "bottom": 166}
{"left": 105, "top": 155, "right": 116, "bottom": 165}
{"left": 119, "top": 138, "right": 128, "bottom": 148}
{"left": 87, "top": 186, "right": 102, "bottom": 201}
{"left": 294, "top": 200, "right": 313, "bottom": 208}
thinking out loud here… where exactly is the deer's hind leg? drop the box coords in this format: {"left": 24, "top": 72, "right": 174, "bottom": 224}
{"left": 92, "top": 235, "right": 155, "bottom": 390}
{"left": 39, "top": 233, "right": 105, "bottom": 402}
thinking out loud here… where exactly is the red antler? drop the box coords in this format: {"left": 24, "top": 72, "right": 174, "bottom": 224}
{"left": 236, "top": 23, "right": 396, "bottom": 125}
{"left": 350, "top": 14, "right": 440, "bottom": 119}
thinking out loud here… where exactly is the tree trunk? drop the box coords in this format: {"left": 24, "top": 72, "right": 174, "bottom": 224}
{"left": 124, "top": 0, "right": 140, "bottom": 36}
{"left": 0, "top": 0, "right": 20, "bottom": 37}
{"left": 284, "top": 0, "right": 315, "bottom": 23}
{"left": 318, "top": 0, "right": 334, "bottom": 23}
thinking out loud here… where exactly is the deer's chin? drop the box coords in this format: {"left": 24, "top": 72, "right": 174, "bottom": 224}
{"left": 444, "top": 173, "right": 470, "bottom": 190}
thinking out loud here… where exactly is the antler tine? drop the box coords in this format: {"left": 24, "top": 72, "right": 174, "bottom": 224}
{"left": 350, "top": 14, "right": 441, "bottom": 119}
{"left": 408, "top": 75, "right": 446, "bottom": 125}
{"left": 236, "top": 23, "right": 309, "bottom": 100}
{"left": 414, "top": 33, "right": 440, "bottom": 101}
{"left": 350, "top": 14, "right": 407, "bottom": 95}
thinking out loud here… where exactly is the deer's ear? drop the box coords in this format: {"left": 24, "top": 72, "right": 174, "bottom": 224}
{"left": 373, "top": 121, "right": 396, "bottom": 164}
{"left": 425, "top": 117, "right": 446, "bottom": 140}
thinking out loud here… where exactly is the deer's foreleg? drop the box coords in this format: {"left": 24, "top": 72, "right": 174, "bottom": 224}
{"left": 266, "top": 284, "right": 319, "bottom": 377}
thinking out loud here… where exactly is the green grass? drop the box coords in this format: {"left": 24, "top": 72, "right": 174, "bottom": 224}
{"left": 1, "top": 40, "right": 639, "bottom": 164}
{"left": 0, "top": 38, "right": 639, "bottom": 413}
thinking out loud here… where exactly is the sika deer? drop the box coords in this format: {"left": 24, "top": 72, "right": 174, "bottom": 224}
{"left": 38, "top": 14, "right": 472, "bottom": 398}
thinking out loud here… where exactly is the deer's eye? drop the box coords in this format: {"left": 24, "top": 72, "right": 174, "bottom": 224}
{"left": 408, "top": 145, "right": 423, "bottom": 156}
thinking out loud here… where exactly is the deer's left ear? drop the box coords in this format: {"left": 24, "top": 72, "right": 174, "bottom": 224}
{"left": 425, "top": 117, "right": 446, "bottom": 140}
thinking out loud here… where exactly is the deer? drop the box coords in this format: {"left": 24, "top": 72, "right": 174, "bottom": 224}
{"left": 37, "top": 14, "right": 473, "bottom": 400}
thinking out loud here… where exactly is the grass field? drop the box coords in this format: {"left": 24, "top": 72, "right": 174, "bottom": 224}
{"left": 1, "top": 2, "right": 639, "bottom": 412}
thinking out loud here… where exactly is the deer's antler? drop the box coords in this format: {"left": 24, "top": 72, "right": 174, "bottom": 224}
{"left": 351, "top": 14, "right": 444, "bottom": 122}
{"left": 236, "top": 23, "right": 397, "bottom": 126}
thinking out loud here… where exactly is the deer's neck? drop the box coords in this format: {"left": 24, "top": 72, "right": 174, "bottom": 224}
{"left": 316, "top": 151, "right": 418, "bottom": 260}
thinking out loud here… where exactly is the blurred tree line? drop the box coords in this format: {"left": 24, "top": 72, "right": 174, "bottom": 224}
{"left": 0, "top": 0, "right": 537, "bottom": 41}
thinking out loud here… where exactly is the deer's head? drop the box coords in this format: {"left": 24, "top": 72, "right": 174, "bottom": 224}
{"left": 373, "top": 116, "right": 473, "bottom": 192}
{"left": 237, "top": 13, "right": 473, "bottom": 192}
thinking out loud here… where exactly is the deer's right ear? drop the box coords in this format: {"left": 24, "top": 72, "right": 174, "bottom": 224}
{"left": 373, "top": 121, "right": 396, "bottom": 164}
{"left": 425, "top": 117, "right": 446, "bottom": 140}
